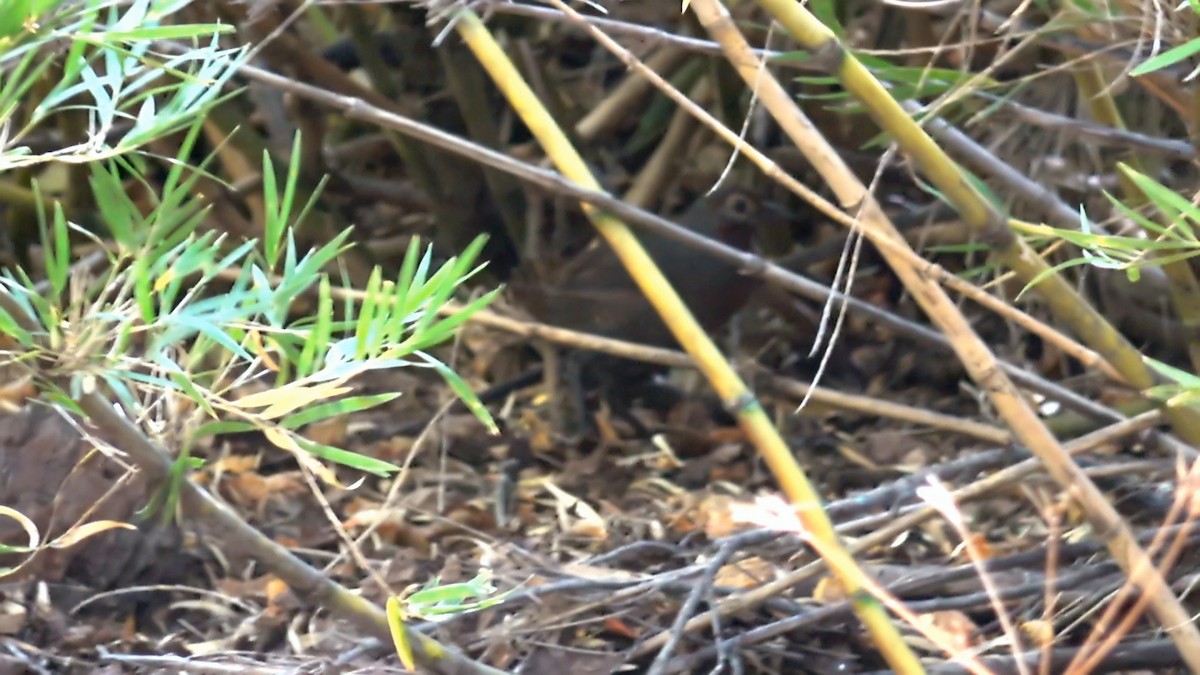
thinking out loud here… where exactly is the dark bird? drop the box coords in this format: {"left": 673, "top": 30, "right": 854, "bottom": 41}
{"left": 511, "top": 187, "right": 762, "bottom": 349}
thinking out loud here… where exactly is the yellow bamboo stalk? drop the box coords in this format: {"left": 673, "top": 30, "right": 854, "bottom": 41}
{"left": 758, "top": 0, "right": 1200, "bottom": 445}
{"left": 749, "top": 0, "right": 1200, "bottom": 668}
{"left": 451, "top": 9, "right": 922, "bottom": 674}
{"left": 1073, "top": 63, "right": 1200, "bottom": 374}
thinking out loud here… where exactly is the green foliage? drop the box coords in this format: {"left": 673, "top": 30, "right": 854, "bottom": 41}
{"left": 1030, "top": 166, "right": 1200, "bottom": 405}
{"left": 402, "top": 569, "right": 514, "bottom": 621}
{"left": 0, "top": 0, "right": 241, "bottom": 171}
{"left": 1023, "top": 165, "right": 1200, "bottom": 292}
{"left": 0, "top": 0, "right": 499, "bottom": 495}
{"left": 385, "top": 568, "right": 516, "bottom": 668}
{"left": 1117, "top": 0, "right": 1200, "bottom": 76}
{"left": 1146, "top": 358, "right": 1200, "bottom": 411}
{"left": 1137, "top": 357, "right": 1200, "bottom": 410}
{"left": 4, "top": 133, "right": 497, "bottom": 482}
{"left": 791, "top": 56, "right": 992, "bottom": 107}
{"left": 807, "top": 0, "right": 843, "bottom": 35}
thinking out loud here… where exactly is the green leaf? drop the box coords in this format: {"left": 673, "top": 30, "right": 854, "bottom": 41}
{"left": 211, "top": 240, "right": 257, "bottom": 283}
{"left": 405, "top": 264, "right": 463, "bottom": 340}
{"left": 32, "top": 182, "right": 69, "bottom": 300}
{"left": 1018, "top": 257, "right": 1098, "bottom": 300}
{"left": 296, "top": 277, "right": 331, "bottom": 379}
{"left": 0, "top": 0, "right": 29, "bottom": 40}
{"left": 279, "top": 393, "right": 401, "bottom": 430}
{"left": 407, "top": 576, "right": 494, "bottom": 607}
{"left": 260, "top": 139, "right": 284, "bottom": 268}
{"left": 408, "top": 288, "right": 499, "bottom": 354}
{"left": 355, "top": 267, "right": 384, "bottom": 360}
{"left": 0, "top": 47, "right": 55, "bottom": 136}
{"left": 293, "top": 437, "right": 400, "bottom": 476}
{"left": 165, "top": 367, "right": 216, "bottom": 419}
{"left": 169, "top": 314, "right": 252, "bottom": 361}
{"left": 1118, "top": 165, "right": 1200, "bottom": 242}
{"left": 418, "top": 354, "right": 497, "bottom": 434}
{"left": 1145, "top": 356, "right": 1200, "bottom": 389}
{"left": 193, "top": 420, "right": 259, "bottom": 438}
{"left": 399, "top": 241, "right": 434, "bottom": 319}
{"left": 91, "top": 164, "right": 141, "bottom": 248}
{"left": 1131, "top": 37, "right": 1200, "bottom": 77}
{"left": 90, "top": 24, "right": 235, "bottom": 41}
{"left": 278, "top": 228, "right": 353, "bottom": 307}
{"left": 1164, "top": 388, "right": 1200, "bottom": 410}
{"left": 403, "top": 569, "right": 515, "bottom": 620}
{"left": 97, "top": 374, "right": 135, "bottom": 413}
{"left": 0, "top": 302, "right": 31, "bottom": 346}
{"left": 625, "top": 58, "right": 705, "bottom": 155}
{"left": 132, "top": 257, "right": 156, "bottom": 323}
{"left": 807, "top": 0, "right": 843, "bottom": 35}
{"left": 109, "top": 0, "right": 149, "bottom": 33}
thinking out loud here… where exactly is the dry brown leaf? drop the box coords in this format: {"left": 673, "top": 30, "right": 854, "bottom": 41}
{"left": 208, "top": 455, "right": 260, "bottom": 475}
{"left": 714, "top": 556, "right": 777, "bottom": 589}
{"left": 0, "top": 600, "right": 26, "bottom": 635}
{"left": 272, "top": 534, "right": 300, "bottom": 548}
{"left": 699, "top": 494, "right": 741, "bottom": 538}
{"left": 48, "top": 520, "right": 135, "bottom": 549}
{"left": 813, "top": 576, "right": 848, "bottom": 604}
{"left": 214, "top": 575, "right": 270, "bottom": 599}
{"left": 264, "top": 576, "right": 290, "bottom": 618}
{"left": 342, "top": 508, "right": 431, "bottom": 552}
{"left": 691, "top": 487, "right": 753, "bottom": 535}
{"left": 544, "top": 482, "right": 608, "bottom": 541}
{"left": 342, "top": 496, "right": 381, "bottom": 517}
{"left": 341, "top": 507, "right": 404, "bottom": 530}
{"left": 666, "top": 494, "right": 758, "bottom": 538}
{"left": 0, "top": 376, "right": 36, "bottom": 412}
{"left": 519, "top": 408, "right": 555, "bottom": 454}
{"left": 1021, "top": 618, "right": 1055, "bottom": 647}
{"left": 429, "top": 502, "right": 497, "bottom": 537}
{"left": 915, "top": 610, "right": 979, "bottom": 651}
{"left": 707, "top": 461, "right": 750, "bottom": 484}
{"left": 602, "top": 617, "right": 640, "bottom": 639}
{"left": 593, "top": 403, "right": 621, "bottom": 445}
{"left": 122, "top": 613, "right": 137, "bottom": 642}
{"left": 246, "top": 329, "right": 281, "bottom": 373}
{"left": 223, "top": 473, "right": 268, "bottom": 507}
{"left": 263, "top": 472, "right": 306, "bottom": 493}
{"left": 304, "top": 415, "right": 348, "bottom": 447}
{"left": 951, "top": 533, "right": 994, "bottom": 562}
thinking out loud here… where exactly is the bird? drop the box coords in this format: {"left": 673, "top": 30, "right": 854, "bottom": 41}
{"left": 510, "top": 187, "right": 762, "bottom": 350}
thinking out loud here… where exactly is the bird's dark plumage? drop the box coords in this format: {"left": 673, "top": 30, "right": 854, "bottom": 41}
{"left": 511, "top": 188, "right": 761, "bottom": 348}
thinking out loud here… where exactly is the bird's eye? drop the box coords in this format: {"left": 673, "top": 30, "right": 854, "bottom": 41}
{"left": 723, "top": 192, "right": 754, "bottom": 220}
